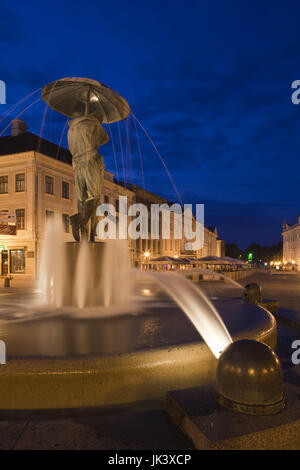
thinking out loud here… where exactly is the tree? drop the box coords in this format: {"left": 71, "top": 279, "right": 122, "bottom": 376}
{"left": 226, "top": 243, "right": 244, "bottom": 259}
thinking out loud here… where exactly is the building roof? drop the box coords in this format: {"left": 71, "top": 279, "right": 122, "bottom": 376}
{"left": 282, "top": 223, "right": 300, "bottom": 233}
{"left": 116, "top": 181, "right": 168, "bottom": 204}
{"left": 0, "top": 131, "right": 72, "bottom": 165}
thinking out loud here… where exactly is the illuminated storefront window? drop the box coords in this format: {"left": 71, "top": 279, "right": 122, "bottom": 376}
{"left": 10, "top": 249, "right": 25, "bottom": 273}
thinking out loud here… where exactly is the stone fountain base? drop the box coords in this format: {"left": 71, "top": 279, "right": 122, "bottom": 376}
{"left": 0, "top": 298, "right": 277, "bottom": 410}
{"left": 165, "top": 366, "right": 300, "bottom": 449}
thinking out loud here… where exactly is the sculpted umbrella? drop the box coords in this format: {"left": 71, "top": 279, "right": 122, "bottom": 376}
{"left": 41, "top": 77, "right": 131, "bottom": 243}
{"left": 41, "top": 77, "right": 131, "bottom": 123}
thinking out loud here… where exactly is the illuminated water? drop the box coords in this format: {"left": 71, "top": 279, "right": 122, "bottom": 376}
{"left": 39, "top": 218, "right": 66, "bottom": 307}
{"left": 39, "top": 221, "right": 133, "bottom": 309}
{"left": 38, "top": 221, "right": 232, "bottom": 358}
{"left": 100, "top": 239, "right": 133, "bottom": 307}
{"left": 146, "top": 271, "right": 232, "bottom": 358}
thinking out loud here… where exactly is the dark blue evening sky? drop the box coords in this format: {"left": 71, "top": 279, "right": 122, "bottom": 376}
{"left": 1, "top": 0, "right": 300, "bottom": 247}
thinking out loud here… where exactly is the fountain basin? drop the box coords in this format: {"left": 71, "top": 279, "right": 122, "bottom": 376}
{"left": 0, "top": 298, "right": 276, "bottom": 410}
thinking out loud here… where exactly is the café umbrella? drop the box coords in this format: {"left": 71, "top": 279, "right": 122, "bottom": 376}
{"left": 41, "top": 77, "right": 131, "bottom": 123}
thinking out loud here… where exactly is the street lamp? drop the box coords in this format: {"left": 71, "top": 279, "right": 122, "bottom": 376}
{"left": 144, "top": 251, "right": 151, "bottom": 271}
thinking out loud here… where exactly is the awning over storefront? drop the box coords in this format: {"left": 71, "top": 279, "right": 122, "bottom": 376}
{"left": 150, "top": 256, "right": 189, "bottom": 264}
{"left": 193, "top": 256, "right": 227, "bottom": 265}
{"left": 194, "top": 256, "right": 247, "bottom": 265}
{"left": 0, "top": 224, "right": 16, "bottom": 235}
{"left": 220, "top": 256, "right": 247, "bottom": 265}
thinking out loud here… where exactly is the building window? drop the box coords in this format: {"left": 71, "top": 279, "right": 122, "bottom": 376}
{"left": 15, "top": 209, "right": 25, "bottom": 229}
{"left": 0, "top": 176, "right": 8, "bottom": 194}
{"left": 10, "top": 249, "right": 25, "bottom": 273}
{"left": 62, "top": 181, "right": 69, "bottom": 199}
{"left": 15, "top": 173, "right": 25, "bottom": 192}
{"left": 1, "top": 250, "right": 8, "bottom": 275}
{"left": 104, "top": 195, "right": 109, "bottom": 204}
{"left": 46, "top": 210, "right": 54, "bottom": 222}
{"left": 115, "top": 199, "right": 119, "bottom": 212}
{"left": 45, "top": 176, "right": 54, "bottom": 195}
{"left": 62, "top": 214, "right": 69, "bottom": 233}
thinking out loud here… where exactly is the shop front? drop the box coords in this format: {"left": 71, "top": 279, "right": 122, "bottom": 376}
{"left": 0, "top": 246, "right": 32, "bottom": 276}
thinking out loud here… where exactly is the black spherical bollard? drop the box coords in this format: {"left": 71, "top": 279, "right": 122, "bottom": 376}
{"left": 216, "top": 339, "right": 284, "bottom": 415}
{"left": 243, "top": 282, "right": 262, "bottom": 305}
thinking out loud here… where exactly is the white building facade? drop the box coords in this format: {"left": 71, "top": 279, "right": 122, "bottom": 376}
{"left": 282, "top": 216, "right": 300, "bottom": 269}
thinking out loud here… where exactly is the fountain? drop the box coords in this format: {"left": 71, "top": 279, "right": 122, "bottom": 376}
{"left": 0, "top": 78, "right": 278, "bottom": 411}
{"left": 39, "top": 219, "right": 133, "bottom": 310}
{"left": 38, "top": 219, "right": 232, "bottom": 358}
{"left": 0, "top": 215, "right": 277, "bottom": 410}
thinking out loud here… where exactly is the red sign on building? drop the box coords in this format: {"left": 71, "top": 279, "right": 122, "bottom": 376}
{"left": 0, "top": 224, "right": 17, "bottom": 235}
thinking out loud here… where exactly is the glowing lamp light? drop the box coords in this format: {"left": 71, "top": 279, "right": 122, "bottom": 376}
{"left": 292, "top": 260, "right": 296, "bottom": 264}
{"left": 90, "top": 94, "right": 99, "bottom": 102}
{"left": 144, "top": 251, "right": 150, "bottom": 258}
{"left": 141, "top": 288, "right": 151, "bottom": 296}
